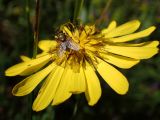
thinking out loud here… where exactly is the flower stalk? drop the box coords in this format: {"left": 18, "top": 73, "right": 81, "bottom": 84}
{"left": 32, "top": 0, "right": 40, "bottom": 119}
{"left": 25, "top": 0, "right": 33, "bottom": 119}
{"left": 96, "top": 0, "right": 112, "bottom": 25}
{"left": 33, "top": 0, "right": 40, "bottom": 58}
{"left": 30, "top": 0, "right": 40, "bottom": 120}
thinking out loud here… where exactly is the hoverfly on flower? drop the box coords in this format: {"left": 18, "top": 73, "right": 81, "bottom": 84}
{"left": 55, "top": 24, "right": 80, "bottom": 57}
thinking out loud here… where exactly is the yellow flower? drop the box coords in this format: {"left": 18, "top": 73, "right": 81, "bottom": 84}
{"left": 5, "top": 20, "right": 159, "bottom": 111}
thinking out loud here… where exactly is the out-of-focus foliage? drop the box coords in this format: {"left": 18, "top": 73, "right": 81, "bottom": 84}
{"left": 0, "top": 0, "right": 160, "bottom": 120}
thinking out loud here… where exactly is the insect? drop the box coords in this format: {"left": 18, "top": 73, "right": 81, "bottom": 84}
{"left": 55, "top": 30, "right": 80, "bottom": 56}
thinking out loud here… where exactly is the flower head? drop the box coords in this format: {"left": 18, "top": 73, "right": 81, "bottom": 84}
{"left": 5, "top": 20, "right": 159, "bottom": 111}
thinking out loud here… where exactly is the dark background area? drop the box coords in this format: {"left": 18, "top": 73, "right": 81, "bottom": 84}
{"left": 0, "top": 0, "right": 160, "bottom": 120}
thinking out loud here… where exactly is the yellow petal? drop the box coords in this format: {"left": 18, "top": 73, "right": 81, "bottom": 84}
{"left": 63, "top": 26, "right": 73, "bottom": 37}
{"left": 52, "top": 67, "right": 73, "bottom": 105}
{"left": 73, "top": 29, "right": 80, "bottom": 43}
{"left": 18, "top": 55, "right": 51, "bottom": 76}
{"left": 101, "top": 53, "right": 140, "bottom": 69}
{"left": 105, "top": 45, "right": 159, "bottom": 59}
{"left": 38, "top": 40, "right": 57, "bottom": 51}
{"left": 19, "top": 62, "right": 49, "bottom": 76}
{"left": 63, "top": 26, "right": 77, "bottom": 42}
{"left": 70, "top": 67, "right": 86, "bottom": 94}
{"left": 74, "top": 29, "right": 79, "bottom": 37}
{"left": 20, "top": 56, "right": 31, "bottom": 62}
{"left": 110, "top": 26, "right": 156, "bottom": 42}
{"left": 33, "top": 65, "right": 64, "bottom": 111}
{"left": 36, "top": 52, "right": 48, "bottom": 58}
{"left": 80, "top": 25, "right": 95, "bottom": 41}
{"left": 5, "top": 54, "right": 51, "bottom": 76}
{"left": 12, "top": 63, "right": 55, "bottom": 96}
{"left": 105, "top": 20, "right": 140, "bottom": 38}
{"left": 107, "top": 21, "right": 117, "bottom": 30}
{"left": 97, "top": 59, "right": 129, "bottom": 94}
{"left": 84, "top": 25, "right": 96, "bottom": 35}
{"left": 101, "top": 21, "right": 117, "bottom": 34}
{"left": 118, "top": 41, "right": 159, "bottom": 47}
{"left": 20, "top": 55, "right": 50, "bottom": 76}
{"left": 84, "top": 62, "right": 101, "bottom": 106}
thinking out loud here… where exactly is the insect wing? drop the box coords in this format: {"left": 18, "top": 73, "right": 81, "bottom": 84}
{"left": 60, "top": 42, "right": 67, "bottom": 50}
{"left": 58, "top": 42, "right": 67, "bottom": 57}
{"left": 66, "top": 39, "right": 80, "bottom": 51}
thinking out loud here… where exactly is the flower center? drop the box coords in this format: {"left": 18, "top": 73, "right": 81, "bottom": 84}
{"left": 51, "top": 23, "right": 107, "bottom": 72}
{"left": 55, "top": 29, "right": 80, "bottom": 57}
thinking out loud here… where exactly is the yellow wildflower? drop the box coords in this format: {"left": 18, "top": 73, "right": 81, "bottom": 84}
{"left": 5, "top": 20, "right": 159, "bottom": 111}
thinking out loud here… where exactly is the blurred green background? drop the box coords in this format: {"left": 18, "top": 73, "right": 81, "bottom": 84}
{"left": 0, "top": 0, "right": 160, "bottom": 120}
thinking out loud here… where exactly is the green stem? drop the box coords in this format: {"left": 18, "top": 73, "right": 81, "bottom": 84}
{"left": 26, "top": 0, "right": 33, "bottom": 57}
{"left": 73, "top": 0, "right": 84, "bottom": 22}
{"left": 95, "top": 0, "right": 112, "bottom": 25}
{"left": 33, "top": 0, "right": 40, "bottom": 58}
{"left": 26, "top": 0, "right": 30, "bottom": 56}
{"left": 71, "top": 102, "right": 78, "bottom": 119}
{"left": 70, "top": 95, "right": 81, "bottom": 120}
{"left": 26, "top": 0, "right": 33, "bottom": 120}
{"left": 32, "top": 0, "right": 40, "bottom": 119}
